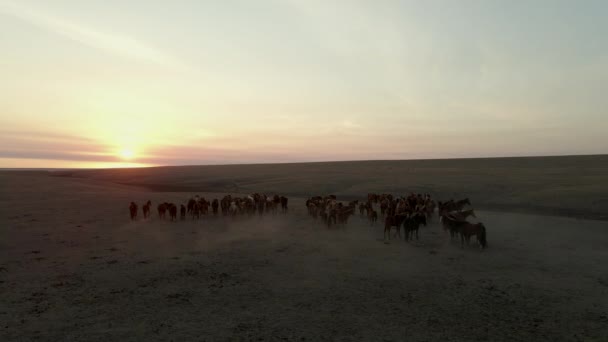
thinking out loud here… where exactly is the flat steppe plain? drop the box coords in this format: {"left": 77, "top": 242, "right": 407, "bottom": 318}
{"left": 1, "top": 156, "right": 607, "bottom": 341}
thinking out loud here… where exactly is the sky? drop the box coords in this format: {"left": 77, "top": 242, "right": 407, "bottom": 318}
{"left": 0, "top": 0, "right": 606, "bottom": 168}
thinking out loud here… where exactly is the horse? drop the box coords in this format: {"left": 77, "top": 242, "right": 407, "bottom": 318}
{"left": 212, "top": 199, "right": 219, "bottom": 215}
{"left": 142, "top": 200, "right": 151, "bottom": 218}
{"left": 358, "top": 203, "right": 367, "bottom": 216}
{"left": 319, "top": 210, "right": 329, "bottom": 226}
{"left": 440, "top": 213, "right": 469, "bottom": 240}
{"left": 168, "top": 203, "right": 177, "bottom": 221}
{"left": 424, "top": 201, "right": 435, "bottom": 220}
{"left": 220, "top": 196, "right": 231, "bottom": 215}
{"left": 459, "top": 222, "right": 487, "bottom": 249}
{"left": 158, "top": 203, "right": 168, "bottom": 219}
{"left": 456, "top": 197, "right": 471, "bottom": 207}
{"left": 187, "top": 198, "right": 196, "bottom": 213}
{"left": 308, "top": 202, "right": 319, "bottom": 219}
{"left": 380, "top": 201, "right": 388, "bottom": 216}
{"left": 368, "top": 193, "right": 378, "bottom": 204}
{"left": 129, "top": 202, "right": 138, "bottom": 220}
{"left": 326, "top": 208, "right": 338, "bottom": 227}
{"left": 403, "top": 212, "right": 427, "bottom": 241}
{"left": 369, "top": 210, "right": 378, "bottom": 224}
{"left": 384, "top": 214, "right": 407, "bottom": 240}
{"left": 439, "top": 199, "right": 470, "bottom": 216}
{"left": 337, "top": 207, "right": 354, "bottom": 224}
{"left": 280, "top": 196, "right": 288, "bottom": 212}
{"left": 445, "top": 209, "right": 476, "bottom": 222}
{"left": 192, "top": 202, "right": 201, "bottom": 220}
{"left": 180, "top": 204, "right": 186, "bottom": 220}
{"left": 451, "top": 198, "right": 471, "bottom": 211}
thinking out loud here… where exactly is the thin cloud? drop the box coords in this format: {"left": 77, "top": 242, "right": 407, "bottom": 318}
{"left": 0, "top": 0, "right": 180, "bottom": 67}
{"left": 0, "top": 149, "right": 118, "bottom": 163}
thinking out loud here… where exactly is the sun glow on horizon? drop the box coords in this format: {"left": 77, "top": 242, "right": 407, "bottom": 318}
{"left": 119, "top": 148, "right": 134, "bottom": 160}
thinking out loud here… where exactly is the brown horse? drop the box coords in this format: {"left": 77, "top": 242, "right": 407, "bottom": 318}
{"left": 158, "top": 203, "right": 168, "bottom": 219}
{"left": 384, "top": 214, "right": 407, "bottom": 240}
{"left": 142, "top": 200, "right": 151, "bottom": 219}
{"left": 129, "top": 202, "right": 138, "bottom": 220}
{"left": 369, "top": 209, "right": 378, "bottom": 224}
{"left": 459, "top": 222, "right": 487, "bottom": 249}
{"left": 192, "top": 202, "right": 201, "bottom": 220}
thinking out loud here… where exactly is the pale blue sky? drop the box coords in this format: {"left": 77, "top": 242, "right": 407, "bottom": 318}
{"left": 0, "top": 0, "right": 606, "bottom": 167}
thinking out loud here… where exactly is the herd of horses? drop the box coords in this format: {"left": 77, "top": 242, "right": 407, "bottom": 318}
{"left": 129, "top": 192, "right": 487, "bottom": 249}
{"left": 305, "top": 193, "right": 486, "bottom": 248}
{"left": 128, "top": 194, "right": 289, "bottom": 222}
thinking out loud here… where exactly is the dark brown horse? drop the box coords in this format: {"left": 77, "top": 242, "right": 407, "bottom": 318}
{"left": 359, "top": 203, "right": 367, "bottom": 216}
{"left": 168, "top": 203, "right": 177, "bottom": 221}
{"left": 212, "top": 199, "right": 219, "bottom": 215}
{"left": 187, "top": 198, "right": 196, "bottom": 213}
{"left": 459, "top": 222, "right": 487, "bottom": 249}
{"left": 455, "top": 198, "right": 471, "bottom": 208}
{"left": 380, "top": 201, "right": 388, "bottom": 216}
{"left": 129, "top": 202, "right": 138, "bottom": 220}
{"left": 180, "top": 204, "right": 186, "bottom": 220}
{"left": 440, "top": 213, "right": 468, "bottom": 239}
{"left": 280, "top": 196, "right": 288, "bottom": 212}
{"left": 403, "top": 212, "right": 427, "bottom": 241}
{"left": 443, "top": 209, "right": 476, "bottom": 222}
{"left": 438, "top": 198, "right": 471, "bottom": 216}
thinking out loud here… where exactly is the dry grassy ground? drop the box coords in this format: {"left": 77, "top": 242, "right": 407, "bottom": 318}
{"left": 1, "top": 157, "right": 607, "bottom": 341}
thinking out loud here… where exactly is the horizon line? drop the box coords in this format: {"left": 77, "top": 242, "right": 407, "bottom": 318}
{"left": 1, "top": 153, "right": 606, "bottom": 171}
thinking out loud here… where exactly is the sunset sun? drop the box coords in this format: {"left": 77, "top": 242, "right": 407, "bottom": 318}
{"left": 119, "top": 148, "right": 134, "bottom": 160}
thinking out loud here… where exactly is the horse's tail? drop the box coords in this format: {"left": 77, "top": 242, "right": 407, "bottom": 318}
{"left": 479, "top": 224, "right": 487, "bottom": 248}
